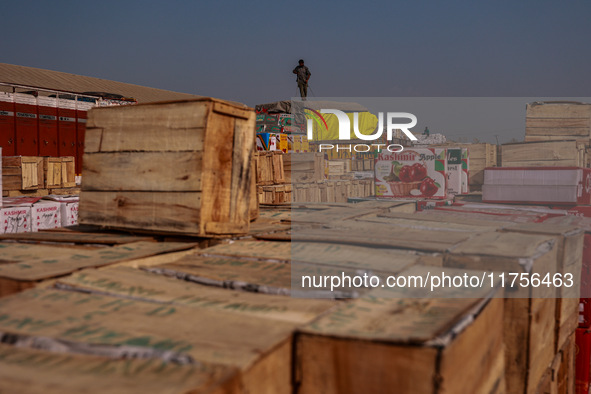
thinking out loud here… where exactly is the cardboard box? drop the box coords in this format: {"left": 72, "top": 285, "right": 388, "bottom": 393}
{"left": 256, "top": 133, "right": 279, "bottom": 151}
{"left": 0, "top": 205, "right": 31, "bottom": 234}
{"left": 60, "top": 200, "right": 79, "bottom": 227}
{"left": 375, "top": 148, "right": 447, "bottom": 198}
{"left": 483, "top": 167, "right": 591, "bottom": 205}
{"left": 461, "top": 148, "right": 469, "bottom": 193}
{"left": 447, "top": 148, "right": 463, "bottom": 196}
{"left": 31, "top": 200, "right": 61, "bottom": 232}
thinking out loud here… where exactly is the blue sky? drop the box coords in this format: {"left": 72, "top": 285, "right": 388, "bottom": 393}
{"left": 2, "top": 1, "right": 590, "bottom": 142}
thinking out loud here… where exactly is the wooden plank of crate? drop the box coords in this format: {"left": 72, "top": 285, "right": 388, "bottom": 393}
{"left": 250, "top": 155, "right": 260, "bottom": 221}
{"left": 0, "top": 241, "right": 198, "bottom": 292}
{"left": 272, "top": 152, "right": 285, "bottom": 184}
{"left": 526, "top": 103, "right": 591, "bottom": 118}
{"left": 85, "top": 101, "right": 209, "bottom": 153}
{"left": 43, "top": 157, "right": 62, "bottom": 188}
{"left": 444, "top": 231, "right": 559, "bottom": 394}
{"left": 526, "top": 117, "right": 591, "bottom": 128}
{"left": 501, "top": 141, "right": 579, "bottom": 163}
{"left": 79, "top": 191, "right": 204, "bottom": 235}
{"left": 227, "top": 115, "right": 254, "bottom": 231}
{"left": 57, "top": 265, "right": 336, "bottom": 324}
{"left": 502, "top": 222, "right": 583, "bottom": 353}
{"left": 60, "top": 156, "right": 76, "bottom": 187}
{"left": 525, "top": 127, "right": 590, "bottom": 136}
{"left": 0, "top": 231, "right": 154, "bottom": 245}
{"left": 197, "top": 239, "right": 438, "bottom": 273}
{"left": 0, "top": 343, "right": 241, "bottom": 394}
{"left": 296, "top": 265, "right": 505, "bottom": 394}
{"left": 0, "top": 288, "right": 295, "bottom": 394}
{"left": 82, "top": 152, "right": 203, "bottom": 191}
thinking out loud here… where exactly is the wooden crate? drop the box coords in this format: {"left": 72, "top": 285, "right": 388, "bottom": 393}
{"left": 258, "top": 184, "right": 292, "bottom": 205}
{"left": 43, "top": 157, "right": 62, "bottom": 188}
{"left": 326, "top": 159, "right": 350, "bottom": 176}
{"left": 255, "top": 151, "right": 285, "bottom": 185}
{"left": 296, "top": 265, "right": 505, "bottom": 394}
{"left": 444, "top": 231, "right": 559, "bottom": 394}
{"left": 284, "top": 153, "right": 324, "bottom": 183}
{"left": 501, "top": 140, "right": 586, "bottom": 168}
{"left": 2, "top": 156, "right": 43, "bottom": 190}
{"left": 80, "top": 98, "right": 255, "bottom": 237}
{"left": 0, "top": 288, "right": 296, "bottom": 394}
{"left": 61, "top": 156, "right": 76, "bottom": 187}
{"left": 502, "top": 221, "right": 584, "bottom": 353}
{"left": 525, "top": 102, "right": 591, "bottom": 144}
{"left": 0, "top": 343, "right": 241, "bottom": 394}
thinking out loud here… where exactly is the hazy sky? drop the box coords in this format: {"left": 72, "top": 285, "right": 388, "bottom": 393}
{"left": 2, "top": 1, "right": 590, "bottom": 142}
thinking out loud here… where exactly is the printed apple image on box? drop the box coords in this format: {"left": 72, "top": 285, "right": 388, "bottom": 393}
{"left": 375, "top": 148, "right": 447, "bottom": 199}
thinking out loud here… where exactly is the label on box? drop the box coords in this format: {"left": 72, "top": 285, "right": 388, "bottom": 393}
{"left": 447, "top": 149, "right": 462, "bottom": 197}
{"left": 375, "top": 148, "right": 447, "bottom": 198}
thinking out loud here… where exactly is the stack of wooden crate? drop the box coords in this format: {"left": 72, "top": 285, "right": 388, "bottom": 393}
{"left": 507, "top": 102, "right": 591, "bottom": 169}
{"left": 525, "top": 102, "right": 591, "bottom": 144}
{"left": 79, "top": 98, "right": 256, "bottom": 237}
{"left": 256, "top": 152, "right": 373, "bottom": 205}
{"left": 0, "top": 202, "right": 585, "bottom": 393}
{"left": 2, "top": 156, "right": 77, "bottom": 197}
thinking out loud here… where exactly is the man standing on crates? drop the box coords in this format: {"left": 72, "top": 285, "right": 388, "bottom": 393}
{"left": 293, "top": 59, "right": 311, "bottom": 99}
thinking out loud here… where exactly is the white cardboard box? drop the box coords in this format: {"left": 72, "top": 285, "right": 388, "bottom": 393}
{"left": 60, "top": 201, "right": 79, "bottom": 227}
{"left": 31, "top": 200, "right": 61, "bottom": 232}
{"left": 0, "top": 205, "right": 31, "bottom": 234}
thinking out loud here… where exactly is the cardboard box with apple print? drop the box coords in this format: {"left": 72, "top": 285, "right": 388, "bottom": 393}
{"left": 375, "top": 148, "right": 447, "bottom": 199}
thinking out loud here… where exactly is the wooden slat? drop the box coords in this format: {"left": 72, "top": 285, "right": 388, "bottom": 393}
{"left": 0, "top": 343, "right": 241, "bottom": 394}
{"left": 82, "top": 152, "right": 203, "bottom": 191}
{"left": 0, "top": 231, "right": 154, "bottom": 245}
{"left": 57, "top": 265, "right": 336, "bottom": 324}
{"left": 526, "top": 117, "right": 591, "bottom": 128}
{"left": 526, "top": 103, "right": 591, "bottom": 118}
{"left": 79, "top": 191, "right": 203, "bottom": 234}
{"left": 87, "top": 100, "right": 209, "bottom": 130}
{"left": 501, "top": 141, "right": 580, "bottom": 163}
{"left": 0, "top": 241, "right": 197, "bottom": 282}
{"left": 525, "top": 127, "right": 590, "bottom": 136}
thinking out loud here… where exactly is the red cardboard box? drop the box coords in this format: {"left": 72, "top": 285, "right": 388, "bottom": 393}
{"left": 483, "top": 167, "right": 591, "bottom": 205}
